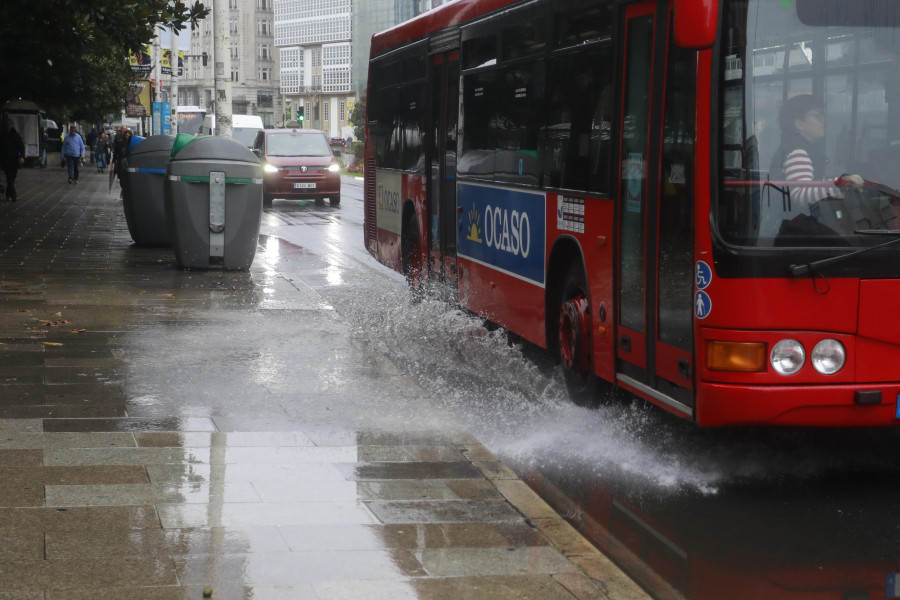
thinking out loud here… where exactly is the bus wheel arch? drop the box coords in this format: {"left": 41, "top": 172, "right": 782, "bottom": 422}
{"left": 547, "top": 242, "right": 600, "bottom": 405}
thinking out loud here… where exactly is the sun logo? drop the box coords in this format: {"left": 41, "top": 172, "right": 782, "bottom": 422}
{"left": 466, "top": 204, "right": 483, "bottom": 243}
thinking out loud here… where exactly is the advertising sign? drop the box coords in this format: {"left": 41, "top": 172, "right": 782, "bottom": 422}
{"left": 125, "top": 82, "right": 149, "bottom": 117}
{"left": 375, "top": 170, "right": 403, "bottom": 235}
{"left": 457, "top": 183, "right": 546, "bottom": 286}
{"left": 160, "top": 50, "right": 184, "bottom": 76}
{"left": 152, "top": 102, "right": 162, "bottom": 135}
{"left": 129, "top": 45, "right": 152, "bottom": 76}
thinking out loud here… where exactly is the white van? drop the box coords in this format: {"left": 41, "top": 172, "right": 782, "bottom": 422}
{"left": 201, "top": 114, "right": 264, "bottom": 148}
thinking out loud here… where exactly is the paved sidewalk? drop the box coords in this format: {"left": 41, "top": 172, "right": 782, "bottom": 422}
{"left": 0, "top": 163, "right": 647, "bottom": 599}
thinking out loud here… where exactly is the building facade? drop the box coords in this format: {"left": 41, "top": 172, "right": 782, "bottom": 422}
{"left": 275, "top": 0, "right": 355, "bottom": 138}
{"left": 419, "top": 0, "right": 453, "bottom": 10}
{"left": 175, "top": 0, "right": 283, "bottom": 128}
{"left": 276, "top": 0, "right": 440, "bottom": 138}
{"left": 350, "top": 0, "right": 420, "bottom": 98}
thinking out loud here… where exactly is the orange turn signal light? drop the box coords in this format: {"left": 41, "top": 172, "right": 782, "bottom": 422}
{"left": 706, "top": 341, "right": 767, "bottom": 372}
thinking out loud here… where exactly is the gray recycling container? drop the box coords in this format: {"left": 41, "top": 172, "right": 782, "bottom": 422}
{"left": 121, "top": 135, "right": 175, "bottom": 246}
{"left": 164, "top": 135, "right": 263, "bottom": 270}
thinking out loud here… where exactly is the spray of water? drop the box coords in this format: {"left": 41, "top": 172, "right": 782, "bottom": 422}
{"left": 317, "top": 278, "right": 736, "bottom": 494}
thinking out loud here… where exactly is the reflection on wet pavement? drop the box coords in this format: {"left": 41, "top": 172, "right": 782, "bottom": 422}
{"left": 0, "top": 167, "right": 645, "bottom": 597}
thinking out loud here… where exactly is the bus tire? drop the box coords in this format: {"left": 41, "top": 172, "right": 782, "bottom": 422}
{"left": 263, "top": 193, "right": 274, "bottom": 208}
{"left": 402, "top": 211, "right": 424, "bottom": 300}
{"left": 557, "top": 263, "right": 599, "bottom": 406}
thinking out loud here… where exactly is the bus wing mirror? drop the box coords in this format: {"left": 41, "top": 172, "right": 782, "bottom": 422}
{"left": 674, "top": 0, "right": 719, "bottom": 49}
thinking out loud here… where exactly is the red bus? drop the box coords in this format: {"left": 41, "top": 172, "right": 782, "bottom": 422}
{"left": 363, "top": 0, "right": 900, "bottom": 426}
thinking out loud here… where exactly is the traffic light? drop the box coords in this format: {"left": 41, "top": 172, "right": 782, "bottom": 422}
{"left": 297, "top": 106, "right": 304, "bottom": 127}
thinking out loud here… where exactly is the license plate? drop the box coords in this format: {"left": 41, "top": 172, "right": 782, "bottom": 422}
{"left": 294, "top": 183, "right": 316, "bottom": 189}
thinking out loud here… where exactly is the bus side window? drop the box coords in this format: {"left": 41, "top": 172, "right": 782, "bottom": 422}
{"left": 542, "top": 45, "right": 614, "bottom": 193}
{"left": 459, "top": 71, "right": 498, "bottom": 180}
{"left": 374, "top": 85, "right": 401, "bottom": 169}
{"left": 494, "top": 60, "right": 545, "bottom": 186}
{"left": 399, "top": 82, "right": 426, "bottom": 172}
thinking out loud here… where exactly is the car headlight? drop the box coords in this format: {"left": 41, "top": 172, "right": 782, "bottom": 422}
{"left": 264, "top": 163, "right": 279, "bottom": 173}
{"left": 811, "top": 339, "right": 846, "bottom": 375}
{"left": 327, "top": 163, "right": 340, "bottom": 172}
{"left": 770, "top": 339, "right": 805, "bottom": 375}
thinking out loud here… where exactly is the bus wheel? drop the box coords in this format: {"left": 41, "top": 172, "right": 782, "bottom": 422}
{"left": 402, "top": 212, "right": 424, "bottom": 299}
{"left": 558, "top": 266, "right": 598, "bottom": 405}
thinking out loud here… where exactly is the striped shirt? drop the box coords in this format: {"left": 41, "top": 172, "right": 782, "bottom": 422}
{"left": 783, "top": 148, "right": 839, "bottom": 207}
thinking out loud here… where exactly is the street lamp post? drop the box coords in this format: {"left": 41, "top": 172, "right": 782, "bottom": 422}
{"left": 171, "top": 27, "right": 180, "bottom": 134}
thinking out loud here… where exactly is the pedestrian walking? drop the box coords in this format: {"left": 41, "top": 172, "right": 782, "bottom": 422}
{"left": 86, "top": 129, "right": 98, "bottom": 164}
{"left": 112, "top": 128, "right": 132, "bottom": 183}
{"left": 95, "top": 131, "right": 111, "bottom": 174}
{"left": 40, "top": 128, "right": 48, "bottom": 168}
{"left": 62, "top": 125, "right": 86, "bottom": 184}
{"left": 1, "top": 123, "right": 25, "bottom": 202}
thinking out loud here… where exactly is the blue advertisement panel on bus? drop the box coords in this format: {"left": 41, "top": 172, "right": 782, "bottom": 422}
{"left": 457, "top": 182, "right": 546, "bottom": 286}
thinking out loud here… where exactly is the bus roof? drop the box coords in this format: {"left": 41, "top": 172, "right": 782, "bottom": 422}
{"left": 370, "top": 0, "right": 512, "bottom": 57}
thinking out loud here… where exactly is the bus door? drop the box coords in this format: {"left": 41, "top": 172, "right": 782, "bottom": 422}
{"left": 427, "top": 51, "right": 460, "bottom": 282}
{"left": 616, "top": 1, "right": 696, "bottom": 415}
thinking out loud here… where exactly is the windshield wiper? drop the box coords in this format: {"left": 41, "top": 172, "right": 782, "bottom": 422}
{"left": 853, "top": 229, "right": 900, "bottom": 236}
{"left": 789, "top": 233, "right": 900, "bottom": 277}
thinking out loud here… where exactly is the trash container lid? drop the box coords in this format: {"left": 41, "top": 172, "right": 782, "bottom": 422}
{"left": 171, "top": 133, "right": 197, "bottom": 159}
{"left": 128, "top": 135, "right": 146, "bottom": 152}
{"left": 169, "top": 135, "right": 260, "bottom": 164}
{"left": 128, "top": 134, "right": 175, "bottom": 157}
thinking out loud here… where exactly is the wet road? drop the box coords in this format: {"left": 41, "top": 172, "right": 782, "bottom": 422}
{"left": 0, "top": 164, "right": 647, "bottom": 599}
{"left": 300, "top": 177, "right": 900, "bottom": 600}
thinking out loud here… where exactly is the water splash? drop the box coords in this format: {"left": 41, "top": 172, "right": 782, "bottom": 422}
{"left": 320, "top": 279, "right": 723, "bottom": 493}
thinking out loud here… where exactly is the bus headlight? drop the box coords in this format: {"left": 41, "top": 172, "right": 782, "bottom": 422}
{"left": 264, "top": 163, "right": 279, "bottom": 173}
{"left": 327, "top": 163, "right": 340, "bottom": 172}
{"left": 770, "top": 339, "right": 805, "bottom": 375}
{"left": 811, "top": 339, "right": 845, "bottom": 375}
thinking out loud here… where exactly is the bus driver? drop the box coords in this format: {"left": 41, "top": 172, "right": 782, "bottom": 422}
{"left": 767, "top": 94, "right": 863, "bottom": 242}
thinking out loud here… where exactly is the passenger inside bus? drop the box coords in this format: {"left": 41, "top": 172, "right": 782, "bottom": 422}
{"left": 767, "top": 94, "right": 863, "bottom": 243}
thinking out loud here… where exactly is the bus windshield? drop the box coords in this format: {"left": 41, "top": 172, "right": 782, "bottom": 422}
{"left": 718, "top": 0, "right": 900, "bottom": 250}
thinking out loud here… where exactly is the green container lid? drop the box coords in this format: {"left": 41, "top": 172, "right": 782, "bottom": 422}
{"left": 171, "top": 133, "right": 196, "bottom": 159}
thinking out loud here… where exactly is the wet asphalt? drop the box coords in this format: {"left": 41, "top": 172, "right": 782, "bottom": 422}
{"left": 0, "top": 159, "right": 647, "bottom": 599}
